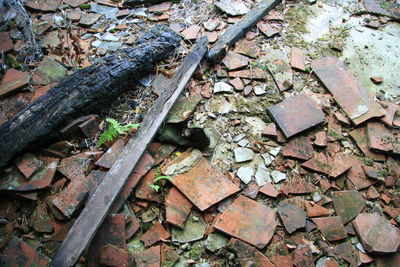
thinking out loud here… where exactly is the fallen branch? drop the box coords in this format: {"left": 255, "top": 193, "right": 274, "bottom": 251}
{"left": 208, "top": 0, "right": 281, "bottom": 63}
{"left": 0, "top": 24, "right": 181, "bottom": 168}
{"left": 51, "top": 36, "right": 209, "bottom": 267}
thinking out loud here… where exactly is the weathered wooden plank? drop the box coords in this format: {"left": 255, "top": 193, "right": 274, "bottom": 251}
{"left": 51, "top": 36, "right": 209, "bottom": 267}
{"left": 0, "top": 24, "right": 180, "bottom": 168}
{"left": 208, "top": 0, "right": 281, "bottom": 63}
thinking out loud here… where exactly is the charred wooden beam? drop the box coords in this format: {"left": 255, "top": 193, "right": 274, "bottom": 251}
{"left": 51, "top": 36, "right": 208, "bottom": 267}
{"left": 208, "top": 0, "right": 281, "bottom": 63}
{"left": 123, "top": 0, "right": 166, "bottom": 7}
{"left": 0, "top": 24, "right": 181, "bottom": 168}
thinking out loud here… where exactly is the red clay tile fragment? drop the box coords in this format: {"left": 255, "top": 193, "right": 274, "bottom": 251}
{"left": 314, "top": 131, "right": 327, "bottom": 147}
{"left": 181, "top": 25, "right": 201, "bottom": 40}
{"left": 366, "top": 185, "right": 380, "bottom": 199}
{"left": 367, "top": 121, "right": 400, "bottom": 155}
{"left": 28, "top": 203, "right": 53, "bottom": 233}
{"left": 290, "top": 47, "right": 306, "bottom": 71}
{"left": 228, "top": 68, "right": 266, "bottom": 80}
{"left": 14, "top": 153, "right": 43, "bottom": 179}
{"left": 0, "top": 237, "right": 50, "bottom": 266}
{"left": 230, "top": 238, "right": 275, "bottom": 267}
{"left": 234, "top": 39, "right": 259, "bottom": 58}
{"left": 165, "top": 187, "right": 193, "bottom": 228}
{"left": 134, "top": 245, "right": 161, "bottom": 267}
{"left": 263, "top": 123, "right": 277, "bottom": 137}
{"left": 312, "top": 216, "right": 348, "bottom": 241}
{"left": 229, "top": 77, "right": 244, "bottom": 90}
{"left": 160, "top": 243, "right": 179, "bottom": 267}
{"left": 0, "top": 32, "right": 13, "bottom": 53}
{"left": 269, "top": 94, "right": 325, "bottom": 138}
{"left": 306, "top": 201, "right": 331, "bottom": 217}
{"left": 222, "top": 51, "right": 250, "bottom": 70}
{"left": 282, "top": 136, "right": 314, "bottom": 160}
{"left": 353, "top": 213, "right": 400, "bottom": 254}
{"left": 63, "top": 0, "right": 88, "bottom": 8}
{"left": 334, "top": 111, "right": 351, "bottom": 126}
{"left": 257, "top": 22, "right": 280, "bottom": 38}
{"left": 329, "top": 154, "right": 352, "bottom": 178}
{"left": 293, "top": 245, "right": 314, "bottom": 267}
{"left": 100, "top": 244, "right": 132, "bottom": 267}
{"left": 301, "top": 152, "right": 331, "bottom": 174}
{"left": 311, "top": 56, "right": 384, "bottom": 125}
{"left": 259, "top": 182, "right": 280, "bottom": 198}
{"left": 95, "top": 137, "right": 125, "bottom": 169}
{"left": 280, "top": 174, "right": 316, "bottom": 195}
{"left": 25, "top": 0, "right": 62, "bottom": 11}
{"left": 57, "top": 152, "right": 93, "bottom": 180}
{"left": 214, "top": 195, "right": 277, "bottom": 249}
{"left": 378, "top": 101, "right": 398, "bottom": 126}
{"left": 277, "top": 201, "right": 306, "bottom": 234}
{"left": 140, "top": 222, "right": 171, "bottom": 247}
{"left": 349, "top": 127, "right": 385, "bottom": 161}
{"left": 331, "top": 190, "right": 365, "bottom": 224}
{"left": 170, "top": 157, "right": 240, "bottom": 211}
{"left": 135, "top": 170, "right": 162, "bottom": 202}
{"left": 0, "top": 69, "right": 30, "bottom": 97}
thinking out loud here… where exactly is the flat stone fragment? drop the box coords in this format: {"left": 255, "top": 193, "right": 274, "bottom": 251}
{"left": 237, "top": 167, "right": 254, "bottom": 184}
{"left": 228, "top": 68, "right": 266, "bottom": 80}
{"left": 234, "top": 147, "right": 254, "bottom": 163}
{"left": 0, "top": 237, "right": 50, "bottom": 266}
{"left": 134, "top": 245, "right": 160, "bottom": 267}
{"left": 63, "top": 0, "right": 89, "bottom": 8}
{"left": 170, "top": 157, "right": 240, "bottom": 211}
{"left": 329, "top": 154, "right": 352, "bottom": 178}
{"left": 165, "top": 187, "right": 193, "bottom": 228}
{"left": 32, "top": 56, "right": 68, "bottom": 85}
{"left": 234, "top": 39, "right": 259, "bottom": 58}
{"left": 311, "top": 56, "right": 384, "bottom": 125}
{"left": 312, "top": 216, "right": 348, "bottom": 241}
{"left": 0, "top": 32, "right": 13, "bottom": 52}
{"left": 301, "top": 152, "right": 331, "bottom": 174}
{"left": 349, "top": 127, "right": 386, "bottom": 161}
{"left": 257, "top": 22, "right": 280, "bottom": 38}
{"left": 332, "top": 190, "right": 365, "bottom": 224}
{"left": 282, "top": 136, "right": 314, "bottom": 160}
{"left": 79, "top": 13, "right": 102, "bottom": 26}
{"left": 0, "top": 69, "right": 30, "bottom": 97}
{"left": 255, "top": 163, "right": 271, "bottom": 186}
{"left": 171, "top": 211, "right": 207, "bottom": 243}
{"left": 214, "top": 195, "right": 277, "bottom": 249}
{"left": 166, "top": 95, "right": 202, "bottom": 123}
{"left": 367, "top": 122, "right": 400, "bottom": 155}
{"left": 353, "top": 213, "right": 400, "bottom": 254}
{"left": 266, "top": 58, "right": 292, "bottom": 91}
{"left": 259, "top": 183, "right": 280, "bottom": 198}
{"left": 213, "top": 82, "right": 233, "bottom": 93}
{"left": 290, "top": 47, "right": 306, "bottom": 71}
{"left": 28, "top": 203, "right": 53, "bottom": 233}
{"left": 215, "top": 0, "right": 249, "bottom": 16}
{"left": 140, "top": 222, "right": 171, "bottom": 247}
{"left": 271, "top": 170, "right": 286, "bottom": 183}
{"left": 181, "top": 25, "right": 201, "bottom": 40}
{"left": 25, "top": 0, "right": 61, "bottom": 11}
{"left": 203, "top": 19, "right": 221, "bottom": 31}
{"left": 95, "top": 138, "right": 125, "bottom": 168}
{"left": 229, "top": 238, "right": 274, "bottom": 267}
{"left": 222, "top": 52, "right": 250, "bottom": 70}
{"left": 269, "top": 94, "right": 325, "bottom": 138}
{"left": 277, "top": 202, "right": 306, "bottom": 234}
{"left": 205, "top": 233, "right": 229, "bottom": 252}
{"left": 14, "top": 153, "right": 43, "bottom": 179}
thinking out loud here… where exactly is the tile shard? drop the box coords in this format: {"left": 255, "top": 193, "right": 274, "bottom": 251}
{"left": 312, "top": 216, "right": 348, "bottom": 241}
{"left": 331, "top": 190, "right": 365, "bottom": 224}
{"left": 311, "top": 56, "right": 384, "bottom": 125}
{"left": 229, "top": 238, "right": 275, "bottom": 267}
{"left": 165, "top": 187, "right": 193, "bottom": 228}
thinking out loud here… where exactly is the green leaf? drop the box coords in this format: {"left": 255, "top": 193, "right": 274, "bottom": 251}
{"left": 154, "top": 175, "right": 172, "bottom": 182}
{"left": 97, "top": 118, "right": 140, "bottom": 148}
{"left": 149, "top": 184, "right": 160, "bottom": 192}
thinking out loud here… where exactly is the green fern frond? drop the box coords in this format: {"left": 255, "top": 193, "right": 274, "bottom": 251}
{"left": 97, "top": 118, "right": 140, "bottom": 148}
{"left": 149, "top": 184, "right": 160, "bottom": 192}
{"left": 154, "top": 175, "right": 172, "bottom": 182}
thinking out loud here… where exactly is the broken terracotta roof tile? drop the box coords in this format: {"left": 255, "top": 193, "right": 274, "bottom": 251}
{"left": 222, "top": 51, "right": 250, "bottom": 70}
{"left": 367, "top": 121, "right": 400, "bottom": 155}
{"left": 214, "top": 195, "right": 277, "bottom": 249}
{"left": 353, "top": 213, "right": 400, "bottom": 254}
{"left": 378, "top": 101, "right": 398, "bottom": 126}
{"left": 170, "top": 157, "right": 240, "bottom": 211}
{"left": 0, "top": 69, "right": 30, "bottom": 97}
{"left": 228, "top": 68, "right": 266, "bottom": 80}
{"left": 165, "top": 187, "right": 193, "bottom": 228}
{"left": 181, "top": 25, "right": 201, "bottom": 40}
{"left": 14, "top": 153, "right": 43, "bottom": 179}
{"left": 305, "top": 201, "right": 331, "bottom": 217}
{"left": 277, "top": 201, "right": 306, "bottom": 234}
{"left": 301, "top": 152, "right": 331, "bottom": 175}
{"left": 311, "top": 56, "right": 384, "bottom": 125}
{"left": 229, "top": 77, "right": 244, "bottom": 90}
{"left": 57, "top": 152, "right": 93, "bottom": 180}
{"left": 134, "top": 245, "right": 160, "bottom": 267}
{"left": 234, "top": 39, "right": 259, "bottom": 58}
{"left": 230, "top": 238, "right": 275, "bottom": 267}
{"left": 349, "top": 127, "right": 386, "bottom": 161}
{"left": 125, "top": 214, "right": 140, "bottom": 240}
{"left": 25, "top": 0, "right": 62, "bottom": 11}
{"left": 313, "top": 131, "right": 327, "bottom": 147}
{"left": 280, "top": 174, "right": 316, "bottom": 195}
{"left": 269, "top": 94, "right": 325, "bottom": 138}
{"left": 327, "top": 115, "right": 343, "bottom": 141}
{"left": 0, "top": 237, "right": 50, "bottom": 266}
{"left": 28, "top": 202, "right": 53, "bottom": 233}
{"left": 262, "top": 123, "right": 277, "bottom": 137}
{"left": 282, "top": 136, "right": 314, "bottom": 160}
{"left": 63, "top": 0, "right": 88, "bottom": 8}
{"left": 95, "top": 137, "right": 125, "bottom": 169}
{"left": 0, "top": 32, "right": 13, "bottom": 52}
{"left": 100, "top": 244, "right": 132, "bottom": 267}
{"left": 334, "top": 111, "right": 351, "bottom": 126}
{"left": 135, "top": 170, "right": 162, "bottom": 202}
{"left": 329, "top": 153, "right": 352, "bottom": 178}
{"left": 312, "top": 216, "right": 348, "bottom": 241}
{"left": 257, "top": 22, "right": 280, "bottom": 38}
{"left": 140, "top": 222, "right": 171, "bottom": 247}
{"left": 290, "top": 47, "right": 306, "bottom": 71}
{"left": 331, "top": 190, "right": 365, "bottom": 224}
{"left": 266, "top": 58, "right": 292, "bottom": 91}
{"left": 160, "top": 243, "right": 179, "bottom": 267}
{"left": 292, "top": 245, "right": 314, "bottom": 267}
{"left": 259, "top": 182, "right": 280, "bottom": 198}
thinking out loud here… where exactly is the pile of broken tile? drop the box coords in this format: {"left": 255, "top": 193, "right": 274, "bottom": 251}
{"left": 1, "top": 0, "right": 400, "bottom": 266}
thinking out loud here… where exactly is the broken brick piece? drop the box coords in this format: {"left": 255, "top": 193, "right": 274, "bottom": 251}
{"left": 370, "top": 76, "right": 383, "bottom": 84}
{"left": 0, "top": 237, "right": 50, "bottom": 266}
{"left": 95, "top": 137, "right": 125, "bottom": 169}
{"left": 140, "top": 222, "right": 171, "bottom": 247}
{"left": 269, "top": 94, "right": 325, "bottom": 138}
{"left": 312, "top": 216, "right": 348, "bottom": 241}
{"left": 134, "top": 245, "right": 161, "bottom": 267}
{"left": 165, "top": 187, "right": 193, "bottom": 228}
{"left": 170, "top": 157, "right": 240, "bottom": 211}
{"left": 301, "top": 152, "right": 331, "bottom": 174}
{"left": 290, "top": 47, "right": 306, "bottom": 71}
{"left": 214, "top": 195, "right": 277, "bottom": 249}
{"left": 353, "top": 213, "right": 400, "bottom": 254}
{"left": 14, "top": 153, "right": 43, "bottom": 179}
{"left": 311, "top": 56, "right": 384, "bottom": 125}
{"left": 230, "top": 238, "right": 274, "bottom": 267}
{"left": 277, "top": 201, "right": 306, "bottom": 234}
{"left": 100, "top": 244, "right": 132, "bottom": 267}
{"left": 331, "top": 190, "right": 365, "bottom": 224}
{"left": 282, "top": 136, "right": 314, "bottom": 160}
{"left": 0, "top": 69, "right": 30, "bottom": 97}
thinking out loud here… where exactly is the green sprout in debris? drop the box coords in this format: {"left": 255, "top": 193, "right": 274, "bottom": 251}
{"left": 149, "top": 168, "right": 172, "bottom": 192}
{"left": 97, "top": 118, "right": 140, "bottom": 148}
{"left": 149, "top": 184, "right": 161, "bottom": 192}
{"left": 79, "top": 3, "right": 91, "bottom": 10}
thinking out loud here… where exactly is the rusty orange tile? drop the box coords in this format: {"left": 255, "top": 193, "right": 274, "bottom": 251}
{"left": 221, "top": 51, "right": 250, "bottom": 70}
{"left": 214, "top": 195, "right": 277, "bottom": 249}
{"left": 349, "top": 127, "right": 386, "bottom": 161}
{"left": 57, "top": 152, "right": 93, "bottom": 180}
{"left": 95, "top": 137, "right": 125, "bottom": 169}
{"left": 228, "top": 68, "right": 266, "bottom": 80}
{"left": 160, "top": 244, "right": 179, "bottom": 267}
{"left": 135, "top": 170, "right": 162, "bottom": 202}
{"left": 305, "top": 201, "right": 331, "bottom": 217}
{"left": 125, "top": 214, "right": 140, "bottom": 240}
{"left": 230, "top": 238, "right": 275, "bottom": 267}
{"left": 280, "top": 174, "right": 316, "bottom": 195}
{"left": 259, "top": 183, "right": 280, "bottom": 198}
{"left": 14, "top": 153, "right": 43, "bottom": 179}
{"left": 290, "top": 47, "right": 306, "bottom": 71}
{"left": 0, "top": 32, "right": 13, "bottom": 53}
{"left": 282, "top": 136, "right": 314, "bottom": 160}
{"left": 140, "top": 222, "right": 171, "bottom": 247}
{"left": 100, "top": 244, "right": 132, "bottom": 267}
{"left": 165, "top": 187, "right": 193, "bottom": 228}
{"left": 367, "top": 121, "right": 400, "bottom": 155}
{"left": 1, "top": 237, "right": 50, "bottom": 266}
{"left": 329, "top": 153, "right": 352, "bottom": 178}
{"left": 268, "top": 94, "right": 325, "bottom": 138}
{"left": 311, "top": 56, "right": 384, "bottom": 125}
{"left": 134, "top": 245, "right": 160, "bottom": 267}
{"left": 301, "top": 152, "right": 331, "bottom": 174}
{"left": 170, "top": 157, "right": 240, "bottom": 211}
{"left": 312, "top": 216, "right": 348, "bottom": 241}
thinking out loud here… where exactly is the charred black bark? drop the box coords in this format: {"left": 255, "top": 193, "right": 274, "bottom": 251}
{"left": 123, "top": 0, "right": 166, "bottom": 7}
{"left": 0, "top": 24, "right": 180, "bottom": 168}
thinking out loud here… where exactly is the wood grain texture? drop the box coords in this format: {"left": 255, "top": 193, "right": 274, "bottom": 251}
{"left": 51, "top": 36, "right": 208, "bottom": 267}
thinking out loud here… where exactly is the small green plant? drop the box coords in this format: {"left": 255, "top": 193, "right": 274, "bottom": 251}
{"left": 97, "top": 118, "right": 140, "bottom": 148}
{"left": 79, "top": 3, "right": 91, "bottom": 10}
{"left": 149, "top": 169, "right": 172, "bottom": 192}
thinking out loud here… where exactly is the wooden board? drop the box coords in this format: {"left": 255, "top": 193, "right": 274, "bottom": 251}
{"left": 51, "top": 36, "right": 209, "bottom": 267}
{"left": 208, "top": 0, "right": 281, "bottom": 63}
